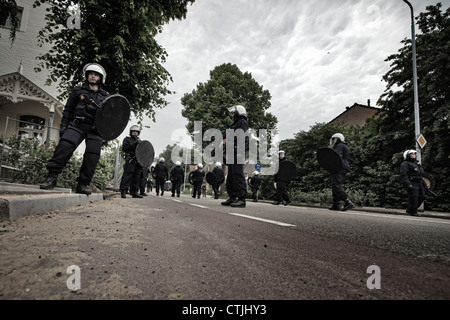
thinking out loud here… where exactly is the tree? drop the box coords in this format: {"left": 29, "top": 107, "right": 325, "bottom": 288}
{"left": 181, "top": 63, "right": 278, "bottom": 149}
{"left": 0, "top": 0, "right": 20, "bottom": 43}
{"left": 33, "top": 0, "right": 195, "bottom": 121}
{"left": 375, "top": 2, "right": 450, "bottom": 211}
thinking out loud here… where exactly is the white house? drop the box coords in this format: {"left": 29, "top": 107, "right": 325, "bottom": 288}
{"left": 0, "top": 0, "right": 64, "bottom": 147}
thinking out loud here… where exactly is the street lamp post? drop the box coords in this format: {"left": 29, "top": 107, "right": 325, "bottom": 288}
{"left": 403, "top": 0, "right": 421, "bottom": 164}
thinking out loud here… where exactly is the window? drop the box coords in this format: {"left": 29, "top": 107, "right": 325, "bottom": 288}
{"left": 18, "top": 115, "right": 45, "bottom": 143}
{"left": 0, "top": 7, "right": 23, "bottom": 29}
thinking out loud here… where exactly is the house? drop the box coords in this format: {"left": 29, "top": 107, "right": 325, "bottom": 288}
{"left": 328, "top": 100, "right": 379, "bottom": 127}
{"left": 0, "top": 0, "right": 64, "bottom": 148}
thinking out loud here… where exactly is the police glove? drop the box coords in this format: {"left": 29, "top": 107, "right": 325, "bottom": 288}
{"left": 407, "top": 184, "right": 413, "bottom": 191}
{"left": 59, "top": 122, "right": 69, "bottom": 137}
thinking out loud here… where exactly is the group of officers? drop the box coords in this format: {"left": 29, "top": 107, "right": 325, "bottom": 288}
{"left": 39, "top": 62, "right": 430, "bottom": 216}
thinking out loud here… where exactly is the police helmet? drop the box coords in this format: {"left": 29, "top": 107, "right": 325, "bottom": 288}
{"left": 403, "top": 149, "right": 417, "bottom": 160}
{"left": 215, "top": 162, "right": 222, "bottom": 167}
{"left": 228, "top": 105, "right": 247, "bottom": 117}
{"left": 129, "top": 125, "right": 140, "bottom": 135}
{"left": 175, "top": 161, "right": 181, "bottom": 166}
{"left": 197, "top": 163, "right": 203, "bottom": 169}
{"left": 330, "top": 133, "right": 345, "bottom": 145}
{"left": 253, "top": 171, "right": 260, "bottom": 176}
{"left": 83, "top": 63, "right": 106, "bottom": 84}
{"left": 159, "top": 157, "right": 165, "bottom": 162}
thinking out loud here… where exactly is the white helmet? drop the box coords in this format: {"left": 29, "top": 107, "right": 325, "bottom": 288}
{"left": 228, "top": 105, "right": 247, "bottom": 117}
{"left": 330, "top": 133, "right": 345, "bottom": 145}
{"left": 129, "top": 125, "right": 140, "bottom": 135}
{"left": 83, "top": 63, "right": 106, "bottom": 84}
{"left": 215, "top": 162, "right": 221, "bottom": 167}
{"left": 403, "top": 149, "right": 417, "bottom": 160}
{"left": 175, "top": 161, "right": 181, "bottom": 166}
{"left": 253, "top": 171, "right": 260, "bottom": 176}
{"left": 159, "top": 157, "right": 165, "bottom": 162}
{"left": 197, "top": 163, "right": 203, "bottom": 169}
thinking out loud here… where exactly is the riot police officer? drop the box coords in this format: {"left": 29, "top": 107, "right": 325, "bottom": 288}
{"left": 329, "top": 133, "right": 355, "bottom": 211}
{"left": 248, "top": 170, "right": 261, "bottom": 202}
{"left": 154, "top": 157, "right": 169, "bottom": 196}
{"left": 221, "top": 105, "right": 249, "bottom": 208}
{"left": 119, "top": 125, "right": 143, "bottom": 199}
{"left": 212, "top": 162, "right": 225, "bottom": 199}
{"left": 170, "top": 161, "right": 185, "bottom": 197}
{"left": 40, "top": 63, "right": 110, "bottom": 195}
{"left": 272, "top": 151, "right": 291, "bottom": 206}
{"left": 191, "top": 164, "right": 205, "bottom": 199}
{"left": 400, "top": 149, "right": 427, "bottom": 216}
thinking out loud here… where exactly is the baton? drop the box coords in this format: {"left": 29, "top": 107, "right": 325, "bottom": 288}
{"left": 426, "top": 188, "right": 439, "bottom": 197}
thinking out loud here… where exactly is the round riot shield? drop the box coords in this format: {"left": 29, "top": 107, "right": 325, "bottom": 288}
{"left": 135, "top": 140, "right": 155, "bottom": 168}
{"left": 276, "top": 160, "right": 298, "bottom": 182}
{"left": 206, "top": 172, "right": 218, "bottom": 186}
{"left": 317, "top": 148, "right": 343, "bottom": 174}
{"left": 188, "top": 171, "right": 195, "bottom": 185}
{"left": 95, "top": 94, "right": 131, "bottom": 140}
{"left": 422, "top": 172, "right": 435, "bottom": 191}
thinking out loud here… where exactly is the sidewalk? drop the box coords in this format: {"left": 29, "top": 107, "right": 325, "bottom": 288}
{"left": 1, "top": 182, "right": 449, "bottom": 222}
{"left": 0, "top": 182, "right": 106, "bottom": 221}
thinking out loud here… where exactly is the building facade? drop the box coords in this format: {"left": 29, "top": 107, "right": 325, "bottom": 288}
{"left": 0, "top": 0, "right": 63, "bottom": 147}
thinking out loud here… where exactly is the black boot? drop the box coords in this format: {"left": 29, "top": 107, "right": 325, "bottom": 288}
{"left": 76, "top": 183, "right": 92, "bottom": 195}
{"left": 221, "top": 198, "right": 236, "bottom": 206}
{"left": 329, "top": 203, "right": 341, "bottom": 211}
{"left": 40, "top": 173, "right": 58, "bottom": 190}
{"left": 121, "top": 190, "right": 127, "bottom": 198}
{"left": 231, "top": 199, "right": 246, "bottom": 208}
{"left": 132, "top": 193, "right": 143, "bottom": 198}
{"left": 342, "top": 199, "right": 355, "bottom": 211}
{"left": 272, "top": 201, "right": 281, "bottom": 205}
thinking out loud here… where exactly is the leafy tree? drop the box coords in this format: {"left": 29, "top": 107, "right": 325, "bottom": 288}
{"left": 181, "top": 63, "right": 278, "bottom": 150}
{"left": 33, "top": 0, "right": 195, "bottom": 121}
{"left": 0, "top": 0, "right": 20, "bottom": 43}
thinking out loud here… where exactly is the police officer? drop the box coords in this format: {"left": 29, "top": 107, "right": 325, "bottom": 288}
{"left": 40, "top": 63, "right": 110, "bottom": 195}
{"left": 329, "top": 133, "right": 355, "bottom": 211}
{"left": 248, "top": 170, "right": 261, "bottom": 202}
{"left": 400, "top": 149, "right": 427, "bottom": 216}
{"left": 191, "top": 164, "right": 205, "bottom": 199}
{"left": 212, "top": 162, "right": 225, "bottom": 199}
{"left": 170, "top": 161, "right": 185, "bottom": 198}
{"left": 154, "top": 157, "right": 169, "bottom": 196}
{"left": 119, "top": 125, "right": 143, "bottom": 199}
{"left": 221, "top": 105, "right": 249, "bottom": 208}
{"left": 272, "top": 151, "right": 291, "bottom": 206}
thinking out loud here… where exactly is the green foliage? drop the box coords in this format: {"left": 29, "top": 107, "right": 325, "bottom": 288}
{"left": 181, "top": 63, "right": 278, "bottom": 150}
{"left": 32, "top": 0, "right": 195, "bottom": 122}
{"left": 2, "top": 136, "right": 116, "bottom": 191}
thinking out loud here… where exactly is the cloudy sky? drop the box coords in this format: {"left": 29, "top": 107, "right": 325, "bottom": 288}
{"left": 127, "top": 0, "right": 436, "bottom": 156}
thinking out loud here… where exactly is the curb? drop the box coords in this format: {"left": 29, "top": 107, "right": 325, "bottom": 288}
{"left": 0, "top": 193, "right": 104, "bottom": 221}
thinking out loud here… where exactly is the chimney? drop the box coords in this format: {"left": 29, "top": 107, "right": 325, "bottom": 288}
{"left": 367, "top": 99, "right": 371, "bottom": 107}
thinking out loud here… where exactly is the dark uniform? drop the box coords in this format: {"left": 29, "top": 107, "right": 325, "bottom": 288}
{"left": 191, "top": 167, "right": 205, "bottom": 199}
{"left": 329, "top": 134, "right": 355, "bottom": 211}
{"left": 170, "top": 164, "right": 185, "bottom": 197}
{"left": 41, "top": 81, "right": 109, "bottom": 194}
{"left": 248, "top": 173, "right": 261, "bottom": 202}
{"left": 212, "top": 165, "right": 225, "bottom": 199}
{"left": 221, "top": 105, "right": 249, "bottom": 208}
{"left": 119, "top": 133, "right": 143, "bottom": 198}
{"left": 154, "top": 160, "right": 169, "bottom": 196}
{"left": 273, "top": 155, "right": 291, "bottom": 206}
{"left": 400, "top": 150, "right": 426, "bottom": 216}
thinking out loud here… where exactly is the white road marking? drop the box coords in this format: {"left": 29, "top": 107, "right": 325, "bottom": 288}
{"left": 190, "top": 204, "right": 209, "bottom": 209}
{"left": 229, "top": 213, "right": 296, "bottom": 227}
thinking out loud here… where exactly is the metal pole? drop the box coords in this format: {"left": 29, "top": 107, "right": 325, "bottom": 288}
{"left": 0, "top": 116, "right": 10, "bottom": 177}
{"left": 114, "top": 142, "right": 120, "bottom": 190}
{"left": 183, "top": 147, "right": 188, "bottom": 191}
{"left": 403, "top": 0, "right": 421, "bottom": 164}
{"left": 45, "top": 111, "right": 55, "bottom": 150}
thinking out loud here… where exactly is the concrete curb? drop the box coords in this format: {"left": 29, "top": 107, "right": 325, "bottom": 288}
{"left": 0, "top": 193, "right": 104, "bottom": 221}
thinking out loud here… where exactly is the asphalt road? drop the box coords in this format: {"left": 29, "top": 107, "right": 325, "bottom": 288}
{"left": 1, "top": 192, "right": 449, "bottom": 303}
